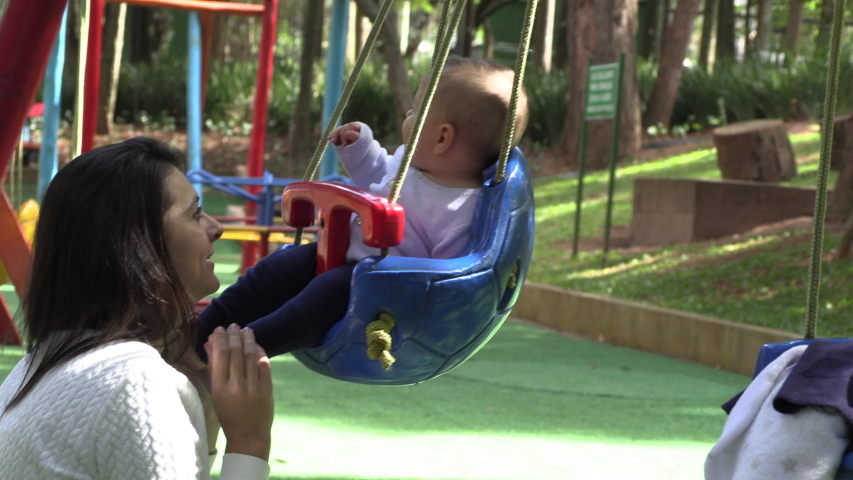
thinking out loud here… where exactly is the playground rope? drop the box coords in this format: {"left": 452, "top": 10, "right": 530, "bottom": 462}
{"left": 366, "top": 312, "right": 397, "bottom": 370}
{"left": 495, "top": 0, "right": 538, "bottom": 185}
{"left": 379, "top": 0, "right": 463, "bottom": 257}
{"left": 804, "top": 0, "right": 847, "bottom": 340}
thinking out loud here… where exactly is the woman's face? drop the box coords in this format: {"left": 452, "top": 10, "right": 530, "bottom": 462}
{"left": 162, "top": 168, "right": 223, "bottom": 303}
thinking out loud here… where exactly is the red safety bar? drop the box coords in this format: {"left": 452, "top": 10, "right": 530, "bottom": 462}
{"left": 281, "top": 182, "right": 405, "bottom": 275}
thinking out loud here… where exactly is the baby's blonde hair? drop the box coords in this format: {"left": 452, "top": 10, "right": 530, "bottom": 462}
{"left": 431, "top": 57, "right": 529, "bottom": 169}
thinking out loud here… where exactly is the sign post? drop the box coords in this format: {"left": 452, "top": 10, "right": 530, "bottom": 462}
{"left": 571, "top": 54, "right": 625, "bottom": 265}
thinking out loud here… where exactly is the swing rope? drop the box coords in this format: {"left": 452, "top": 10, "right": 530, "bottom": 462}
{"left": 495, "top": 0, "right": 537, "bottom": 185}
{"left": 804, "top": 0, "right": 846, "bottom": 340}
{"left": 385, "top": 0, "right": 464, "bottom": 206}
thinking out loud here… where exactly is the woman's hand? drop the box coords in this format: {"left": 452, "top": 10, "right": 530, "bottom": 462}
{"left": 328, "top": 122, "right": 361, "bottom": 147}
{"left": 205, "top": 324, "right": 274, "bottom": 461}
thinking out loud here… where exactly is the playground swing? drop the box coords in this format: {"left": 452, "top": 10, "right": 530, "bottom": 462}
{"left": 728, "top": 0, "right": 853, "bottom": 477}
{"left": 276, "top": 0, "right": 538, "bottom": 385}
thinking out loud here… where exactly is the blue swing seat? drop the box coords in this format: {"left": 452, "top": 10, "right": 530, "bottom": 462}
{"left": 753, "top": 338, "right": 853, "bottom": 478}
{"left": 290, "top": 147, "right": 535, "bottom": 385}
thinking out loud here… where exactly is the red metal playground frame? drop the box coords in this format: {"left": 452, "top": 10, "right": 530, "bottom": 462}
{"left": 0, "top": 0, "right": 278, "bottom": 345}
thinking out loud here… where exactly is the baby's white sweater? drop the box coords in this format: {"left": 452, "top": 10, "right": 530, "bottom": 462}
{"left": 0, "top": 340, "right": 269, "bottom": 479}
{"left": 334, "top": 123, "right": 481, "bottom": 262}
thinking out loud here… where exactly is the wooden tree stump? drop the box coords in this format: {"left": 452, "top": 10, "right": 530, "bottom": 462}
{"left": 713, "top": 119, "right": 797, "bottom": 182}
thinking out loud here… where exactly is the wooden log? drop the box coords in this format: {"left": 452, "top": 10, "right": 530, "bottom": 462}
{"left": 713, "top": 119, "right": 797, "bottom": 182}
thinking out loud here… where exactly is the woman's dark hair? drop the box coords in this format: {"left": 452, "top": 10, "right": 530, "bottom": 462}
{"left": 4, "top": 137, "right": 195, "bottom": 412}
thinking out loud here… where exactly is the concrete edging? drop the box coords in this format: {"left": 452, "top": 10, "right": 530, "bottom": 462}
{"left": 512, "top": 281, "right": 800, "bottom": 377}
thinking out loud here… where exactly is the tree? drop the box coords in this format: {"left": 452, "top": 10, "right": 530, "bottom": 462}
{"left": 715, "top": 0, "right": 735, "bottom": 62}
{"left": 454, "top": 1, "right": 476, "bottom": 57}
{"left": 742, "top": 0, "right": 753, "bottom": 55}
{"left": 753, "top": 0, "right": 773, "bottom": 53}
{"left": 96, "top": 3, "right": 127, "bottom": 135}
{"left": 532, "top": 0, "right": 556, "bottom": 71}
{"left": 639, "top": 0, "right": 663, "bottom": 60}
{"left": 642, "top": 0, "right": 702, "bottom": 130}
{"left": 559, "top": 0, "right": 641, "bottom": 170}
{"left": 553, "top": 0, "right": 568, "bottom": 68}
{"left": 782, "top": 0, "right": 805, "bottom": 58}
{"left": 698, "top": 0, "right": 717, "bottom": 69}
{"left": 353, "top": 0, "right": 413, "bottom": 132}
{"left": 815, "top": 0, "right": 835, "bottom": 51}
{"left": 290, "top": 0, "right": 324, "bottom": 159}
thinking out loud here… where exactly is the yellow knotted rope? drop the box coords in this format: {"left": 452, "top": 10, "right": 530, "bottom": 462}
{"left": 366, "top": 313, "right": 396, "bottom": 369}
{"left": 507, "top": 263, "right": 518, "bottom": 290}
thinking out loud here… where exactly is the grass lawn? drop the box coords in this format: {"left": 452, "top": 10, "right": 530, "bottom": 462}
{"left": 530, "top": 127, "right": 853, "bottom": 338}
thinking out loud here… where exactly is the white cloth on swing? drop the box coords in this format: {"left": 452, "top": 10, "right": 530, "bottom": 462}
{"left": 704, "top": 345, "right": 849, "bottom": 480}
{"left": 333, "top": 122, "right": 481, "bottom": 262}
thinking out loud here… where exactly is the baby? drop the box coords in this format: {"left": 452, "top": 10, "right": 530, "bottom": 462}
{"left": 198, "top": 56, "right": 529, "bottom": 358}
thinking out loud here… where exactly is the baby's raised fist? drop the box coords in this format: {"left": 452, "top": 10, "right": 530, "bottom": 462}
{"left": 329, "top": 122, "right": 362, "bottom": 147}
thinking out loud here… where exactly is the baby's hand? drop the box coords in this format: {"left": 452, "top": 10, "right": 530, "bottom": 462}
{"left": 329, "top": 122, "right": 361, "bottom": 147}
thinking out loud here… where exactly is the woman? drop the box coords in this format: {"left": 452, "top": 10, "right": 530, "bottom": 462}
{"left": 0, "top": 137, "right": 273, "bottom": 479}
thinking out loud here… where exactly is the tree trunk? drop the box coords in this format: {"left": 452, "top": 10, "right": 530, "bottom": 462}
{"left": 533, "top": 0, "right": 556, "bottom": 71}
{"left": 837, "top": 209, "right": 853, "bottom": 259}
{"left": 312, "top": 0, "right": 325, "bottom": 62}
{"left": 639, "top": 0, "right": 662, "bottom": 59}
{"left": 715, "top": 0, "right": 735, "bottom": 62}
{"left": 829, "top": 115, "right": 853, "bottom": 222}
{"left": 713, "top": 119, "right": 798, "bottom": 181}
{"left": 698, "top": 0, "right": 717, "bottom": 69}
{"left": 290, "top": 0, "right": 323, "bottom": 159}
{"left": 453, "top": 0, "right": 475, "bottom": 57}
{"left": 782, "top": 0, "right": 805, "bottom": 58}
{"left": 660, "top": 0, "right": 671, "bottom": 58}
{"left": 642, "top": 0, "right": 702, "bottom": 130}
{"left": 742, "top": 0, "right": 753, "bottom": 56}
{"left": 355, "top": 4, "right": 365, "bottom": 59}
{"left": 353, "top": 0, "right": 413, "bottom": 132}
{"left": 815, "top": 0, "right": 834, "bottom": 51}
{"left": 559, "top": 0, "right": 641, "bottom": 170}
{"left": 753, "top": 0, "right": 772, "bottom": 53}
{"left": 127, "top": 7, "right": 169, "bottom": 63}
{"left": 553, "top": 0, "right": 569, "bottom": 69}
{"left": 404, "top": 7, "right": 436, "bottom": 59}
{"left": 482, "top": 19, "right": 495, "bottom": 61}
{"left": 97, "top": 3, "right": 127, "bottom": 135}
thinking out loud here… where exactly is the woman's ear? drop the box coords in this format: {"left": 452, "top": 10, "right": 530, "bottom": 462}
{"left": 433, "top": 123, "right": 455, "bottom": 154}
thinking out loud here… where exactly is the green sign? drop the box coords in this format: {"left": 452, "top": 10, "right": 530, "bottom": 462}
{"left": 584, "top": 63, "right": 620, "bottom": 120}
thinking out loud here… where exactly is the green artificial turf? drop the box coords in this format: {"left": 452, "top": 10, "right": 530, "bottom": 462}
{"left": 0, "top": 319, "right": 747, "bottom": 480}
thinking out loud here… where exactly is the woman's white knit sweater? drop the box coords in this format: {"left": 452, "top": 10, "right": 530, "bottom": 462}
{"left": 0, "top": 340, "right": 269, "bottom": 479}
